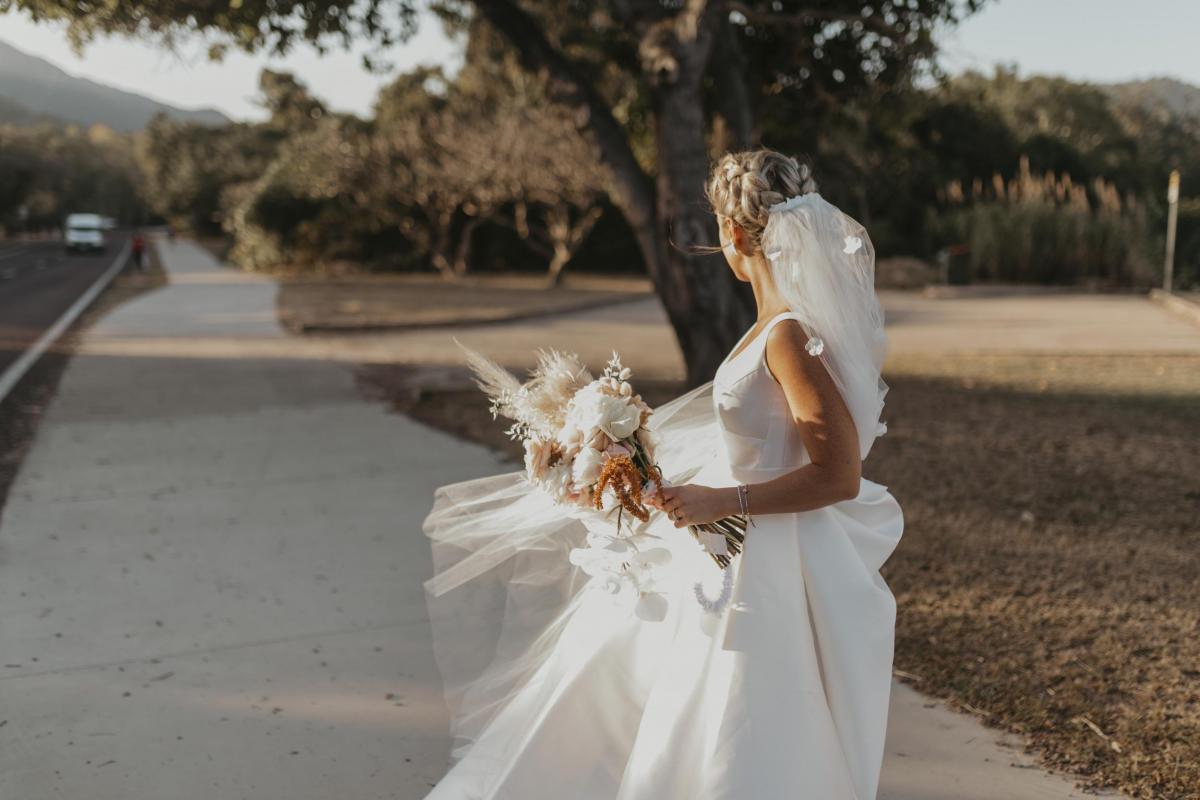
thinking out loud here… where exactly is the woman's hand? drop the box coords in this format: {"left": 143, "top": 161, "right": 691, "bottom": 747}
{"left": 647, "top": 483, "right": 737, "bottom": 528}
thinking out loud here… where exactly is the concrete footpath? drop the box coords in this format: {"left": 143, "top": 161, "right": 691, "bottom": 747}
{"left": 0, "top": 238, "right": 1126, "bottom": 799}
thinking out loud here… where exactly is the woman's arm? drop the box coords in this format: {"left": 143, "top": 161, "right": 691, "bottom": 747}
{"left": 651, "top": 319, "right": 862, "bottom": 527}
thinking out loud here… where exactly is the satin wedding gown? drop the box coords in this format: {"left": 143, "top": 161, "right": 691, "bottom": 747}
{"left": 423, "top": 310, "right": 904, "bottom": 800}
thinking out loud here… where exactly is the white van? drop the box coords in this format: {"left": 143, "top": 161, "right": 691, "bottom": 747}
{"left": 64, "top": 213, "right": 107, "bottom": 253}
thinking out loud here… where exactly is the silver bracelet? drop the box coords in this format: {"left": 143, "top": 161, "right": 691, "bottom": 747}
{"left": 737, "top": 483, "right": 756, "bottom": 527}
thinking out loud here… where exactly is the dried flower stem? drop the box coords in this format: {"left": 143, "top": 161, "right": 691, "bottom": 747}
{"left": 594, "top": 454, "right": 651, "bottom": 522}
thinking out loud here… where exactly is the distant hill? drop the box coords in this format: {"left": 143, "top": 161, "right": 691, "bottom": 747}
{"left": 1106, "top": 77, "right": 1200, "bottom": 121}
{"left": 0, "top": 93, "right": 57, "bottom": 126}
{"left": 0, "top": 39, "right": 230, "bottom": 132}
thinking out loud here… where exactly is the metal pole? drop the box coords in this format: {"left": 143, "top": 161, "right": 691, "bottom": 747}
{"left": 1164, "top": 170, "right": 1179, "bottom": 292}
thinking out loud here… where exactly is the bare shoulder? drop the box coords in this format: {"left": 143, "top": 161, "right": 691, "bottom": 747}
{"left": 765, "top": 317, "right": 809, "bottom": 351}
{"left": 764, "top": 318, "right": 827, "bottom": 384}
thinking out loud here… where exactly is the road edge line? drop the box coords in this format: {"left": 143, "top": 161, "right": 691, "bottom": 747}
{"left": 0, "top": 238, "right": 132, "bottom": 404}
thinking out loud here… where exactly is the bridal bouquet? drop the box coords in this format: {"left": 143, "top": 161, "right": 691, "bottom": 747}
{"left": 458, "top": 343, "right": 746, "bottom": 615}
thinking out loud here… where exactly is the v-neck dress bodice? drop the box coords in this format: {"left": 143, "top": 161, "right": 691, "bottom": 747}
{"left": 712, "top": 311, "right": 813, "bottom": 482}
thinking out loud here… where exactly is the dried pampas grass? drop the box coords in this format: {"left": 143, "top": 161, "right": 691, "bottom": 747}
{"left": 455, "top": 338, "right": 593, "bottom": 440}
{"left": 524, "top": 348, "right": 593, "bottom": 431}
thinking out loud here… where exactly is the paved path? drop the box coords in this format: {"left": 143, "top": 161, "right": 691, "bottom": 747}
{"left": 0, "top": 239, "right": 1134, "bottom": 798}
{"left": 881, "top": 288, "right": 1200, "bottom": 354}
{"left": 71, "top": 273, "right": 1200, "bottom": 387}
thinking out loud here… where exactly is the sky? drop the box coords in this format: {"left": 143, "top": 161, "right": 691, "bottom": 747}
{"left": 937, "top": 0, "right": 1200, "bottom": 85}
{"left": 0, "top": 0, "right": 1197, "bottom": 122}
{"left": 0, "top": 9, "right": 465, "bottom": 121}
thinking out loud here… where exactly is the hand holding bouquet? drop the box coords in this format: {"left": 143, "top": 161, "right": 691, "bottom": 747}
{"left": 457, "top": 343, "right": 746, "bottom": 570}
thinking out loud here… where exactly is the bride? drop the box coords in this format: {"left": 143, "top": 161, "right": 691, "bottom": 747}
{"left": 420, "top": 148, "right": 904, "bottom": 799}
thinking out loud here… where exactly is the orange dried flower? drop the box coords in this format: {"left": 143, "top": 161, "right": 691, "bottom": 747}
{"left": 593, "top": 454, "right": 650, "bottom": 522}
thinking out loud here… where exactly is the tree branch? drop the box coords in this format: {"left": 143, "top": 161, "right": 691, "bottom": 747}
{"left": 472, "top": 0, "right": 661, "bottom": 276}
{"left": 725, "top": 2, "right": 906, "bottom": 39}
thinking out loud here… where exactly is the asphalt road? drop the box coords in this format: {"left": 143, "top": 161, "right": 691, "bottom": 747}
{"left": 0, "top": 236, "right": 130, "bottom": 376}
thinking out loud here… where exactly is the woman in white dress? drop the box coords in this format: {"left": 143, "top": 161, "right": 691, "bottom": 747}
{"left": 421, "top": 148, "right": 904, "bottom": 799}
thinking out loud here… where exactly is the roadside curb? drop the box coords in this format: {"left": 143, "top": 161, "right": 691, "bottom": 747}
{"left": 1149, "top": 288, "right": 1200, "bottom": 328}
{"left": 919, "top": 283, "right": 1138, "bottom": 299}
{"left": 0, "top": 238, "right": 131, "bottom": 404}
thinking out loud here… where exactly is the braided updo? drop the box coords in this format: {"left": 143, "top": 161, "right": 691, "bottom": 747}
{"left": 705, "top": 149, "right": 817, "bottom": 253}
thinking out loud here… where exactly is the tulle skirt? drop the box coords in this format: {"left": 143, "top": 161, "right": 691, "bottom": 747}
{"left": 421, "top": 449, "right": 904, "bottom": 800}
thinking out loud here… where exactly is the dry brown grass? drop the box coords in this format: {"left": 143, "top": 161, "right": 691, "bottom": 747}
{"left": 359, "top": 351, "right": 1200, "bottom": 800}
{"left": 278, "top": 272, "right": 650, "bottom": 332}
{"left": 873, "top": 353, "right": 1198, "bottom": 800}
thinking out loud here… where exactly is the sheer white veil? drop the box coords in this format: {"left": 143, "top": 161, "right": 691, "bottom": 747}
{"left": 421, "top": 191, "right": 890, "bottom": 768}
{"left": 760, "top": 191, "right": 890, "bottom": 459}
{"left": 420, "top": 381, "right": 723, "bottom": 765}
{"left": 647, "top": 191, "right": 890, "bottom": 461}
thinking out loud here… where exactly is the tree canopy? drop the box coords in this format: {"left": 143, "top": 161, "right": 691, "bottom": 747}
{"left": 5, "top": 0, "right": 986, "bottom": 382}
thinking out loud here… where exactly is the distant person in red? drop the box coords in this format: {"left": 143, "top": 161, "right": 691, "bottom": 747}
{"left": 131, "top": 232, "right": 146, "bottom": 271}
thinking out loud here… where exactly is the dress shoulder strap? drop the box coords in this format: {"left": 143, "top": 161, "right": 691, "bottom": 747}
{"left": 762, "top": 310, "right": 806, "bottom": 336}
{"left": 756, "top": 311, "right": 823, "bottom": 368}
{"left": 758, "top": 311, "right": 811, "bottom": 349}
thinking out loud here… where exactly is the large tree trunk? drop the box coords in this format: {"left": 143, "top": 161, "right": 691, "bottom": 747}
{"left": 473, "top": 0, "right": 752, "bottom": 387}
{"left": 643, "top": 1, "right": 757, "bottom": 384}
{"left": 711, "top": 18, "right": 755, "bottom": 152}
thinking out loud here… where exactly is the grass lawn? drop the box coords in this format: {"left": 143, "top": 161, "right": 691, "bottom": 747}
{"left": 359, "top": 350, "right": 1199, "bottom": 800}
{"left": 275, "top": 273, "right": 650, "bottom": 332}
{"left": 872, "top": 353, "right": 1198, "bottom": 800}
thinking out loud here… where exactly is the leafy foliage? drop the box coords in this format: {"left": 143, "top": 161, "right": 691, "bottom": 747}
{"left": 137, "top": 114, "right": 278, "bottom": 236}
{"left": 7, "top": 2, "right": 1198, "bottom": 292}
{"left": 167, "top": 24, "right": 611, "bottom": 276}
{"left": 0, "top": 122, "right": 143, "bottom": 232}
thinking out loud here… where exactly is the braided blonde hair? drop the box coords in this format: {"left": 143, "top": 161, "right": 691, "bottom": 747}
{"left": 705, "top": 149, "right": 817, "bottom": 254}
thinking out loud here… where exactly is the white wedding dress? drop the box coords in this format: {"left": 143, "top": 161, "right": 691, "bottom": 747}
{"left": 422, "top": 309, "right": 904, "bottom": 800}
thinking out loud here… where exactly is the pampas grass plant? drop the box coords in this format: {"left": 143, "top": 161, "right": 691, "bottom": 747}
{"left": 932, "top": 156, "right": 1154, "bottom": 287}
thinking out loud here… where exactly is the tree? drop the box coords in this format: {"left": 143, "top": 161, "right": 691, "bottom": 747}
{"left": 426, "top": 21, "right": 609, "bottom": 284}
{"left": 9, "top": 0, "right": 984, "bottom": 383}
{"left": 259, "top": 68, "right": 329, "bottom": 132}
{"left": 0, "top": 122, "right": 145, "bottom": 231}
{"left": 138, "top": 114, "right": 277, "bottom": 235}
{"left": 945, "top": 68, "right": 1138, "bottom": 188}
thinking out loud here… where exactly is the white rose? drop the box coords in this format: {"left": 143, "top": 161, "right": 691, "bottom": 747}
{"left": 572, "top": 446, "right": 606, "bottom": 486}
{"left": 568, "top": 384, "right": 642, "bottom": 443}
{"left": 600, "top": 398, "right": 641, "bottom": 440}
{"left": 590, "top": 429, "right": 614, "bottom": 451}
